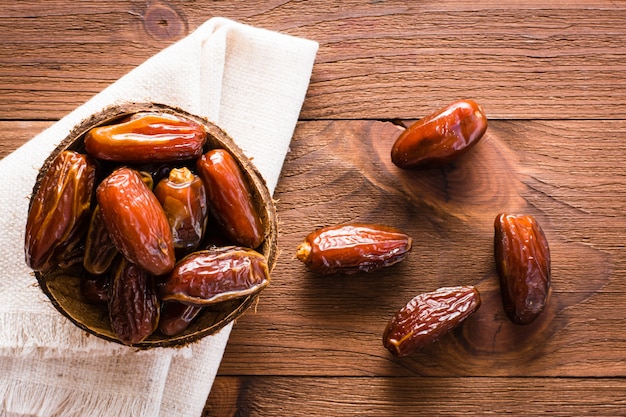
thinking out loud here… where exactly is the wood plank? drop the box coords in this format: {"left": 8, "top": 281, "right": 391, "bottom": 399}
{"left": 2, "top": 119, "right": 624, "bottom": 379}
{"left": 0, "top": 121, "right": 51, "bottom": 158}
{"left": 204, "top": 376, "right": 626, "bottom": 416}
{"left": 218, "top": 118, "right": 626, "bottom": 377}
{"left": 1, "top": 1, "right": 625, "bottom": 120}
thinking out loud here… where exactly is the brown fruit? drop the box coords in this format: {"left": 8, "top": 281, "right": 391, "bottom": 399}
{"left": 96, "top": 167, "right": 175, "bottom": 276}
{"left": 158, "top": 302, "right": 203, "bottom": 336}
{"left": 494, "top": 213, "right": 551, "bottom": 325}
{"left": 80, "top": 273, "right": 111, "bottom": 305}
{"left": 25, "top": 150, "right": 96, "bottom": 271}
{"left": 84, "top": 112, "right": 206, "bottom": 164}
{"left": 160, "top": 246, "right": 270, "bottom": 305}
{"left": 154, "top": 167, "right": 208, "bottom": 256}
{"left": 108, "top": 258, "right": 160, "bottom": 345}
{"left": 196, "top": 149, "right": 264, "bottom": 249}
{"left": 83, "top": 205, "right": 118, "bottom": 275}
{"left": 391, "top": 99, "right": 488, "bottom": 169}
{"left": 383, "top": 286, "right": 481, "bottom": 357}
{"left": 296, "top": 223, "right": 412, "bottom": 274}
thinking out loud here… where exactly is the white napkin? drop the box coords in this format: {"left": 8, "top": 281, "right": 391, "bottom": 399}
{"left": 0, "top": 17, "right": 317, "bottom": 416}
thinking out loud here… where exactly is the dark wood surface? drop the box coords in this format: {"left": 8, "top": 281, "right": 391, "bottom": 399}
{"left": 2, "top": 1, "right": 625, "bottom": 416}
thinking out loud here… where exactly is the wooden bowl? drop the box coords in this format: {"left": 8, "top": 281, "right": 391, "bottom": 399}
{"left": 31, "top": 102, "right": 278, "bottom": 348}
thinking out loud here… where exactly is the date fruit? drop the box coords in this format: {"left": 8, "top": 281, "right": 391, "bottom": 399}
{"left": 494, "top": 213, "right": 551, "bottom": 325}
{"left": 84, "top": 112, "right": 206, "bottom": 164}
{"left": 54, "top": 229, "right": 87, "bottom": 269}
{"left": 97, "top": 167, "right": 175, "bottom": 276}
{"left": 390, "top": 99, "right": 488, "bottom": 169}
{"left": 154, "top": 167, "right": 208, "bottom": 256}
{"left": 296, "top": 223, "right": 412, "bottom": 274}
{"left": 160, "top": 246, "right": 270, "bottom": 305}
{"left": 158, "top": 302, "right": 203, "bottom": 336}
{"left": 80, "top": 273, "right": 111, "bottom": 305}
{"left": 83, "top": 205, "right": 118, "bottom": 275}
{"left": 196, "top": 149, "right": 264, "bottom": 248}
{"left": 383, "top": 286, "right": 481, "bottom": 357}
{"left": 108, "top": 258, "right": 160, "bottom": 345}
{"left": 25, "top": 150, "right": 96, "bottom": 271}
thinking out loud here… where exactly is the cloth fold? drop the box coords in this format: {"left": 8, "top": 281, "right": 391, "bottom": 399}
{"left": 0, "top": 17, "right": 317, "bottom": 416}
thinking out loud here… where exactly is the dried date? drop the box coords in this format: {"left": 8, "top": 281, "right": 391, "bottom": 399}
{"left": 494, "top": 213, "right": 551, "bottom": 325}
{"left": 160, "top": 246, "right": 270, "bottom": 305}
{"left": 296, "top": 223, "right": 412, "bottom": 274}
{"left": 383, "top": 286, "right": 481, "bottom": 357}
{"left": 154, "top": 167, "right": 208, "bottom": 256}
{"left": 84, "top": 112, "right": 206, "bottom": 164}
{"left": 108, "top": 258, "right": 160, "bottom": 345}
{"left": 80, "top": 273, "right": 111, "bottom": 305}
{"left": 158, "top": 302, "right": 203, "bottom": 336}
{"left": 25, "top": 150, "right": 96, "bottom": 271}
{"left": 196, "top": 149, "right": 264, "bottom": 249}
{"left": 97, "top": 167, "right": 175, "bottom": 276}
{"left": 391, "top": 99, "right": 488, "bottom": 169}
{"left": 83, "top": 206, "right": 118, "bottom": 275}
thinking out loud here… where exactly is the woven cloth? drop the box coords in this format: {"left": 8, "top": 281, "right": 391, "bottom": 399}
{"left": 0, "top": 17, "right": 317, "bottom": 416}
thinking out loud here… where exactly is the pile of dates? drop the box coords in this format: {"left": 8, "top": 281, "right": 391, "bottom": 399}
{"left": 25, "top": 111, "right": 271, "bottom": 346}
{"left": 296, "top": 99, "right": 552, "bottom": 357}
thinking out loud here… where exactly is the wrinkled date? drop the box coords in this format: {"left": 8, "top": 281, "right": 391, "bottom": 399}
{"left": 83, "top": 206, "right": 118, "bottom": 275}
{"left": 391, "top": 99, "right": 488, "bottom": 169}
{"left": 25, "top": 150, "right": 96, "bottom": 271}
{"left": 196, "top": 149, "right": 264, "bottom": 249}
{"left": 84, "top": 112, "right": 207, "bottom": 164}
{"left": 383, "top": 286, "right": 481, "bottom": 357}
{"left": 158, "top": 302, "right": 203, "bottom": 336}
{"left": 494, "top": 213, "right": 551, "bottom": 325}
{"left": 154, "top": 167, "right": 208, "bottom": 256}
{"left": 109, "top": 258, "right": 160, "bottom": 345}
{"left": 97, "top": 167, "right": 175, "bottom": 276}
{"left": 296, "top": 223, "right": 412, "bottom": 274}
{"left": 160, "top": 246, "right": 270, "bottom": 305}
{"left": 80, "top": 273, "right": 111, "bottom": 305}
{"left": 54, "top": 233, "right": 86, "bottom": 269}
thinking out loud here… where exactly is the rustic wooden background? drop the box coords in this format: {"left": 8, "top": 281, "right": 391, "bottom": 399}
{"left": 1, "top": 1, "right": 625, "bottom": 415}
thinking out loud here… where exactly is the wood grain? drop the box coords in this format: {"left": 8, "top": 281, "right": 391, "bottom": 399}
{"left": 0, "top": 121, "right": 50, "bottom": 158}
{"left": 218, "top": 119, "right": 625, "bottom": 378}
{"left": 204, "top": 376, "right": 626, "bottom": 416}
{"left": 1, "top": 1, "right": 625, "bottom": 120}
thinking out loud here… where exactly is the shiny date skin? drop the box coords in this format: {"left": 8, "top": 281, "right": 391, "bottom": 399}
{"left": 154, "top": 167, "right": 208, "bottom": 257}
{"left": 25, "top": 150, "right": 96, "bottom": 271}
{"left": 160, "top": 246, "right": 270, "bottom": 305}
{"left": 494, "top": 213, "right": 551, "bottom": 325}
{"left": 383, "top": 286, "right": 481, "bottom": 357}
{"left": 108, "top": 258, "right": 160, "bottom": 345}
{"left": 391, "top": 99, "right": 488, "bottom": 169}
{"left": 196, "top": 149, "right": 264, "bottom": 249}
{"left": 158, "top": 301, "right": 202, "bottom": 336}
{"left": 84, "top": 112, "right": 207, "bottom": 164}
{"left": 296, "top": 223, "right": 412, "bottom": 274}
{"left": 97, "top": 167, "right": 175, "bottom": 276}
{"left": 80, "top": 273, "right": 111, "bottom": 305}
{"left": 54, "top": 231, "right": 86, "bottom": 269}
{"left": 83, "top": 205, "right": 118, "bottom": 275}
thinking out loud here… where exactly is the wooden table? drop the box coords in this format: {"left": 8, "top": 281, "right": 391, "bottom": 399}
{"left": 2, "top": 1, "right": 625, "bottom": 415}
